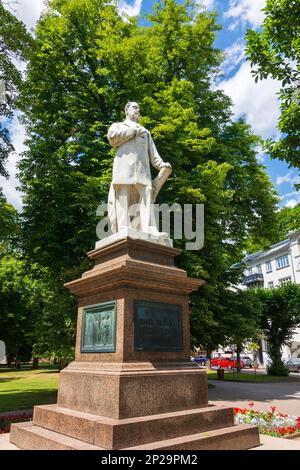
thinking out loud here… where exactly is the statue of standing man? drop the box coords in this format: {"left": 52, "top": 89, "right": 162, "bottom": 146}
{"left": 107, "top": 102, "right": 172, "bottom": 237}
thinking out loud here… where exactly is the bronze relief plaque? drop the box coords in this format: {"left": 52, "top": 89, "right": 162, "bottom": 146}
{"left": 81, "top": 301, "right": 116, "bottom": 353}
{"left": 134, "top": 301, "right": 183, "bottom": 352}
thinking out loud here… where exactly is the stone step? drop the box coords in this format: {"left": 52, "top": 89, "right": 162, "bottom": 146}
{"left": 32, "top": 404, "right": 235, "bottom": 449}
{"left": 125, "top": 425, "right": 260, "bottom": 450}
{"left": 10, "top": 422, "right": 104, "bottom": 450}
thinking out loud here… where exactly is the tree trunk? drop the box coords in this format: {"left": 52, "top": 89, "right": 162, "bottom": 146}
{"left": 32, "top": 357, "right": 39, "bottom": 369}
{"left": 268, "top": 341, "right": 288, "bottom": 376}
{"left": 15, "top": 348, "right": 20, "bottom": 369}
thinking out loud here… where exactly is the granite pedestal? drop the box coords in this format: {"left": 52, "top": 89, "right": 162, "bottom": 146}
{"left": 10, "top": 237, "right": 260, "bottom": 450}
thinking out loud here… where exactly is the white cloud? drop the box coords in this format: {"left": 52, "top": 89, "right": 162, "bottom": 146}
{"left": 218, "top": 61, "right": 281, "bottom": 138}
{"left": 278, "top": 178, "right": 300, "bottom": 208}
{"left": 224, "top": 0, "right": 266, "bottom": 30}
{"left": 198, "top": 0, "right": 215, "bottom": 9}
{"left": 276, "top": 172, "right": 300, "bottom": 186}
{"left": 222, "top": 40, "right": 245, "bottom": 75}
{"left": 255, "top": 145, "right": 265, "bottom": 163}
{"left": 285, "top": 198, "right": 299, "bottom": 208}
{"left": 6, "top": 0, "right": 143, "bottom": 28}
{"left": 118, "top": 0, "right": 143, "bottom": 17}
{"left": 5, "top": 0, "right": 45, "bottom": 31}
{"left": 0, "top": 115, "right": 25, "bottom": 210}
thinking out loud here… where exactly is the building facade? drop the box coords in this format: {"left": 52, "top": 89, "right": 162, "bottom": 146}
{"left": 240, "top": 230, "right": 300, "bottom": 364}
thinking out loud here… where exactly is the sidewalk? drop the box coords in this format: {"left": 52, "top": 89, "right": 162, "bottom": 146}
{"left": 253, "top": 435, "right": 300, "bottom": 450}
{"left": 208, "top": 379, "right": 300, "bottom": 415}
{"left": 0, "top": 434, "right": 19, "bottom": 450}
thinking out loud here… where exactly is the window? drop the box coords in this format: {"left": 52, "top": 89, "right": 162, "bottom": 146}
{"left": 268, "top": 281, "right": 274, "bottom": 288}
{"left": 276, "top": 255, "right": 289, "bottom": 269}
{"left": 279, "top": 277, "right": 292, "bottom": 285}
{"left": 266, "top": 261, "right": 272, "bottom": 273}
{"left": 247, "top": 267, "right": 253, "bottom": 275}
{"left": 256, "top": 264, "right": 262, "bottom": 274}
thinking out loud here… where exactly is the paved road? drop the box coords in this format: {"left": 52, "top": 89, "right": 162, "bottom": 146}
{"left": 208, "top": 379, "right": 300, "bottom": 415}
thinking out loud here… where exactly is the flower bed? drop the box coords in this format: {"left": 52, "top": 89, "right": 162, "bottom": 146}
{"left": 234, "top": 403, "right": 300, "bottom": 438}
{"left": 0, "top": 413, "right": 33, "bottom": 434}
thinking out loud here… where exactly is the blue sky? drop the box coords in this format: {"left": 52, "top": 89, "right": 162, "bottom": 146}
{"left": 1, "top": 0, "right": 299, "bottom": 210}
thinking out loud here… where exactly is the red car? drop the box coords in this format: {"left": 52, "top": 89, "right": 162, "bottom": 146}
{"left": 211, "top": 356, "right": 244, "bottom": 370}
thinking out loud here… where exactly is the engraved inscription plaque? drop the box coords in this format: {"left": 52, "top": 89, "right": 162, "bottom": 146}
{"left": 81, "top": 301, "right": 116, "bottom": 353}
{"left": 134, "top": 301, "right": 183, "bottom": 352}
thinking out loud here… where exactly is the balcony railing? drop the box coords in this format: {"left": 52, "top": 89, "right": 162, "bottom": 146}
{"left": 243, "top": 273, "right": 264, "bottom": 286}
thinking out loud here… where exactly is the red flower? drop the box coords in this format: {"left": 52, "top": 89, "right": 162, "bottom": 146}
{"left": 233, "top": 408, "right": 241, "bottom": 414}
{"left": 248, "top": 401, "right": 254, "bottom": 408}
{"left": 270, "top": 406, "right": 277, "bottom": 413}
{"left": 278, "top": 427, "right": 287, "bottom": 435}
{"left": 0, "top": 413, "right": 32, "bottom": 434}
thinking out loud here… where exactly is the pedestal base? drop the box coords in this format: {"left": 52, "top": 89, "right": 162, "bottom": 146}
{"left": 10, "top": 363, "right": 260, "bottom": 451}
{"left": 10, "top": 403, "right": 260, "bottom": 450}
{"left": 10, "top": 238, "right": 260, "bottom": 450}
{"left": 57, "top": 362, "right": 208, "bottom": 419}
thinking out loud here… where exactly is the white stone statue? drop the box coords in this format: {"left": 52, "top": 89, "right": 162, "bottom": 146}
{"left": 107, "top": 102, "right": 172, "bottom": 237}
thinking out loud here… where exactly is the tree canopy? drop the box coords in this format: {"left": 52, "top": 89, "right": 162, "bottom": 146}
{"left": 276, "top": 203, "right": 300, "bottom": 242}
{"left": 0, "top": 256, "right": 40, "bottom": 365}
{"left": 0, "top": 1, "right": 33, "bottom": 176}
{"left": 0, "top": 189, "right": 19, "bottom": 255}
{"left": 0, "top": 0, "right": 281, "bottom": 359}
{"left": 256, "top": 283, "right": 300, "bottom": 376}
{"left": 246, "top": 0, "right": 300, "bottom": 170}
{"left": 15, "top": 0, "right": 279, "bottom": 356}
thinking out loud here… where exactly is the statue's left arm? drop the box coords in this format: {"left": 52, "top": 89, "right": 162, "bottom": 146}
{"left": 148, "top": 134, "right": 171, "bottom": 170}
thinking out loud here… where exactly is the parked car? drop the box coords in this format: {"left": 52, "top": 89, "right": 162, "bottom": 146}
{"left": 211, "top": 356, "right": 244, "bottom": 370}
{"left": 240, "top": 355, "right": 254, "bottom": 369}
{"left": 285, "top": 358, "right": 300, "bottom": 373}
{"left": 191, "top": 355, "right": 206, "bottom": 366}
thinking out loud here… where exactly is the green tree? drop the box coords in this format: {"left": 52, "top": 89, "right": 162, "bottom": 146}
{"left": 0, "top": 255, "right": 76, "bottom": 366}
{"left": 276, "top": 204, "right": 300, "bottom": 242}
{"left": 17, "top": 0, "right": 279, "bottom": 357}
{"left": 31, "top": 273, "right": 77, "bottom": 364}
{"left": 0, "top": 256, "right": 41, "bottom": 366}
{"left": 216, "top": 289, "right": 262, "bottom": 372}
{"left": 0, "top": 1, "right": 33, "bottom": 175}
{"left": 0, "top": 189, "right": 19, "bottom": 255}
{"left": 256, "top": 283, "right": 300, "bottom": 376}
{"left": 246, "top": 0, "right": 300, "bottom": 170}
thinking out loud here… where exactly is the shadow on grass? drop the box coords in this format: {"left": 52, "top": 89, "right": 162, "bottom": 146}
{"left": 0, "top": 389, "right": 58, "bottom": 413}
{"left": 0, "top": 377, "right": 23, "bottom": 383}
{"left": 34, "top": 370, "right": 60, "bottom": 375}
{"left": 0, "top": 364, "right": 60, "bottom": 373}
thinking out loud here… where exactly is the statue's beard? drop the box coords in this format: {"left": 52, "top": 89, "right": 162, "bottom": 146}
{"left": 128, "top": 111, "right": 140, "bottom": 121}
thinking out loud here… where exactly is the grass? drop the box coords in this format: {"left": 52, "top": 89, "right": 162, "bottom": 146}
{"left": 206, "top": 369, "right": 296, "bottom": 382}
{"left": 0, "top": 367, "right": 59, "bottom": 412}
{"left": 1, "top": 364, "right": 293, "bottom": 414}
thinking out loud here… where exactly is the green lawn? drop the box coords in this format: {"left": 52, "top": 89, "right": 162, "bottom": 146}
{"left": 206, "top": 369, "right": 296, "bottom": 382}
{"left": 0, "top": 367, "right": 59, "bottom": 413}
{"left": 0, "top": 365, "right": 294, "bottom": 414}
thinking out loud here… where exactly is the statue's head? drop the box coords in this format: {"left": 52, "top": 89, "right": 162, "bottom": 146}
{"left": 125, "top": 101, "right": 140, "bottom": 122}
